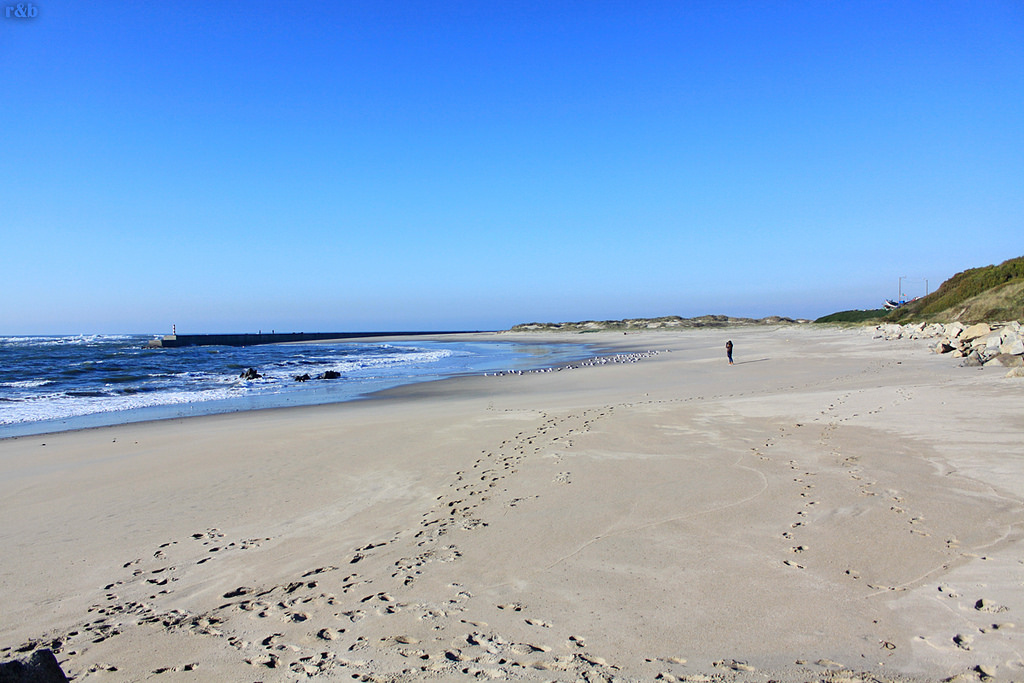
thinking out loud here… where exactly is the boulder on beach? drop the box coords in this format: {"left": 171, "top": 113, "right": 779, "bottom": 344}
{"left": 988, "top": 353, "right": 1024, "bottom": 368}
{"left": 1002, "top": 338, "right": 1024, "bottom": 356}
{"left": 962, "top": 352, "right": 984, "bottom": 367}
{"left": 961, "top": 323, "right": 992, "bottom": 341}
{"left": 294, "top": 374, "right": 311, "bottom": 382}
{"left": 0, "top": 650, "right": 69, "bottom": 682}
{"left": 318, "top": 370, "right": 341, "bottom": 380}
{"left": 944, "top": 321, "right": 966, "bottom": 338}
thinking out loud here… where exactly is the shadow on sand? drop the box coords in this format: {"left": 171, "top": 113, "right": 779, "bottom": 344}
{"left": 732, "top": 358, "right": 770, "bottom": 366}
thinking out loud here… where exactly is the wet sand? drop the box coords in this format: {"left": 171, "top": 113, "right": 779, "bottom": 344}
{"left": 1, "top": 326, "right": 1022, "bottom": 681}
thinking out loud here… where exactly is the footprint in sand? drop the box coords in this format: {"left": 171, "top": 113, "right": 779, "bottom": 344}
{"left": 317, "top": 627, "right": 343, "bottom": 641}
{"left": 302, "top": 566, "right": 338, "bottom": 578}
{"left": 151, "top": 663, "right": 199, "bottom": 674}
{"left": 975, "top": 598, "right": 1008, "bottom": 614}
{"left": 714, "top": 659, "right": 756, "bottom": 672}
{"left": 511, "top": 642, "right": 551, "bottom": 656}
{"left": 815, "top": 658, "right": 844, "bottom": 668}
{"left": 953, "top": 633, "right": 974, "bottom": 650}
{"left": 245, "top": 653, "right": 280, "bottom": 668}
{"left": 228, "top": 636, "right": 250, "bottom": 649}
{"left": 866, "top": 583, "right": 905, "bottom": 592}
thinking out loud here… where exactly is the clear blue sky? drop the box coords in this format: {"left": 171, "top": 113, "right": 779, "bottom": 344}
{"left": 2, "top": 1, "right": 1021, "bottom": 334}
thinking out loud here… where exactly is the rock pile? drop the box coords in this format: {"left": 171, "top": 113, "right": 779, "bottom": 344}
{"left": 871, "top": 321, "right": 1024, "bottom": 377}
{"left": 292, "top": 370, "right": 341, "bottom": 382}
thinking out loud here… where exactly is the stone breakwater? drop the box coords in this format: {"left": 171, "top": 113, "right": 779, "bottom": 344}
{"left": 870, "top": 321, "right": 1024, "bottom": 377}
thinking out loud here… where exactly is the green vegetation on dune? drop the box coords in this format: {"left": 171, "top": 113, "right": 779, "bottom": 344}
{"left": 813, "top": 256, "right": 1024, "bottom": 325}
{"left": 814, "top": 309, "right": 887, "bottom": 324}
{"left": 515, "top": 257, "right": 1024, "bottom": 332}
{"left": 884, "top": 256, "right": 1024, "bottom": 323}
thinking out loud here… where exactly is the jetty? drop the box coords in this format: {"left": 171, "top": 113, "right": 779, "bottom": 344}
{"left": 149, "top": 331, "right": 478, "bottom": 348}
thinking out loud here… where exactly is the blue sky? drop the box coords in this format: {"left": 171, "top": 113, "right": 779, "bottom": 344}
{"left": 2, "top": 1, "right": 1021, "bottom": 334}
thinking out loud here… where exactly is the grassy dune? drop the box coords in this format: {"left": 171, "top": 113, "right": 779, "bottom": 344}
{"left": 816, "top": 255, "right": 1024, "bottom": 325}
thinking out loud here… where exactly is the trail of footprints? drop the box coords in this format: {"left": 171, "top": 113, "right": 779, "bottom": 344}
{"left": 750, "top": 391, "right": 912, "bottom": 576}
{"left": 4, "top": 406, "right": 643, "bottom": 680}
{"left": 753, "top": 389, "right": 1019, "bottom": 674}
{"left": 9, "top": 380, "right": 1013, "bottom": 679}
{"left": 1, "top": 528, "right": 274, "bottom": 668}
{"left": 769, "top": 391, "right": 929, "bottom": 578}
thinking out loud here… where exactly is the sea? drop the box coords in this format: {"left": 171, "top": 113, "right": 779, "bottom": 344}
{"left": 0, "top": 334, "right": 595, "bottom": 438}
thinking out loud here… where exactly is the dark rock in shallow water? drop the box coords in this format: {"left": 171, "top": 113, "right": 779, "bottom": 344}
{"left": 294, "top": 373, "right": 311, "bottom": 382}
{"left": 239, "top": 368, "right": 261, "bottom": 380}
{"left": 318, "top": 370, "right": 341, "bottom": 380}
{"left": 0, "top": 650, "right": 70, "bottom": 682}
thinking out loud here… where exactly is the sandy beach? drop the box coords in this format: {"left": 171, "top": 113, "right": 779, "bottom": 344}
{"left": 1, "top": 326, "right": 1022, "bottom": 682}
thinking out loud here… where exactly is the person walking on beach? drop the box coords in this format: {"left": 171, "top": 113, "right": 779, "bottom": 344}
{"left": 726, "top": 340, "right": 734, "bottom": 365}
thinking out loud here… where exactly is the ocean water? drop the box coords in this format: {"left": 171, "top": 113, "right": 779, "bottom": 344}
{"left": 0, "top": 335, "right": 594, "bottom": 437}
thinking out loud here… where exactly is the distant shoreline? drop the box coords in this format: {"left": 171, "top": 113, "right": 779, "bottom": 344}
{"left": 508, "top": 314, "right": 809, "bottom": 332}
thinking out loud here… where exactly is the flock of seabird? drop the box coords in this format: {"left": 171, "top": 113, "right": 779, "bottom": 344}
{"left": 484, "top": 349, "right": 666, "bottom": 377}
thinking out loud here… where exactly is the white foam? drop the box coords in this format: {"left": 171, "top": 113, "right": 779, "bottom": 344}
{"left": 0, "top": 334, "right": 134, "bottom": 347}
{"left": 0, "top": 379, "right": 53, "bottom": 388}
{"left": 257, "top": 348, "right": 457, "bottom": 382}
{"left": 0, "top": 386, "right": 243, "bottom": 425}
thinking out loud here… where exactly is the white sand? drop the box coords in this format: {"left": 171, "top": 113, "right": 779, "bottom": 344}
{"left": 1, "top": 326, "right": 1022, "bottom": 682}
